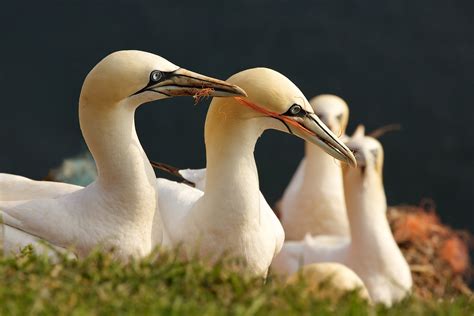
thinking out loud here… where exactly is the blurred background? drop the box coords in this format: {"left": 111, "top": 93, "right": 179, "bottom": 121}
{"left": 0, "top": 1, "right": 472, "bottom": 232}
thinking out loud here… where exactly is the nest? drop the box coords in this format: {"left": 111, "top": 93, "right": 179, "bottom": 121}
{"left": 387, "top": 200, "right": 473, "bottom": 299}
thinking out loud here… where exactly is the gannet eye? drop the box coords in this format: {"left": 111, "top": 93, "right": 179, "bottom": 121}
{"left": 150, "top": 70, "right": 163, "bottom": 82}
{"left": 336, "top": 113, "right": 343, "bottom": 122}
{"left": 289, "top": 104, "right": 302, "bottom": 115}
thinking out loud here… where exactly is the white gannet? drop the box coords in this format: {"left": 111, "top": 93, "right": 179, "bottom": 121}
{"left": 154, "top": 68, "right": 357, "bottom": 277}
{"left": 0, "top": 50, "right": 245, "bottom": 259}
{"left": 271, "top": 126, "right": 412, "bottom": 305}
{"left": 278, "top": 94, "right": 350, "bottom": 239}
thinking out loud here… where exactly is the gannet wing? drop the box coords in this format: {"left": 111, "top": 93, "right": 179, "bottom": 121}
{"left": 154, "top": 178, "right": 203, "bottom": 248}
{"left": 301, "top": 234, "right": 349, "bottom": 263}
{"left": 0, "top": 173, "right": 82, "bottom": 201}
{"left": 1, "top": 223, "right": 75, "bottom": 259}
{"left": 0, "top": 197, "right": 77, "bottom": 250}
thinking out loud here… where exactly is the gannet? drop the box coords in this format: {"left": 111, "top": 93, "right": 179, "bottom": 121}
{"left": 154, "top": 68, "right": 357, "bottom": 277}
{"left": 271, "top": 126, "right": 412, "bottom": 305}
{"left": 278, "top": 94, "right": 350, "bottom": 239}
{"left": 0, "top": 50, "right": 245, "bottom": 259}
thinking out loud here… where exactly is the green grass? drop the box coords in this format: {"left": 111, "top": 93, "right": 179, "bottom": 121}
{"left": 0, "top": 248, "right": 472, "bottom": 316}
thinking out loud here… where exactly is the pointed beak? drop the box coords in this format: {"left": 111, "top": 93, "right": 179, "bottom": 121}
{"left": 233, "top": 97, "right": 357, "bottom": 167}
{"left": 285, "top": 113, "right": 356, "bottom": 167}
{"left": 286, "top": 113, "right": 356, "bottom": 167}
{"left": 152, "top": 68, "right": 247, "bottom": 98}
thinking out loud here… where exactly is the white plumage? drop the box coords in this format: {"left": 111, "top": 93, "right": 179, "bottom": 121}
{"left": 0, "top": 50, "right": 245, "bottom": 259}
{"left": 279, "top": 94, "right": 350, "bottom": 239}
{"left": 0, "top": 174, "right": 82, "bottom": 201}
{"left": 152, "top": 68, "right": 356, "bottom": 277}
{"left": 272, "top": 126, "right": 412, "bottom": 306}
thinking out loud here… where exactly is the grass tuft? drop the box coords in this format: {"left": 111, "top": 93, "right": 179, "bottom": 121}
{"left": 0, "top": 248, "right": 472, "bottom": 315}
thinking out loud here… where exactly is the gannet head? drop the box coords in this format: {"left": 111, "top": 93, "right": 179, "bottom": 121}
{"left": 309, "top": 94, "right": 349, "bottom": 136}
{"left": 342, "top": 125, "right": 384, "bottom": 177}
{"left": 224, "top": 68, "right": 356, "bottom": 167}
{"left": 80, "top": 50, "right": 246, "bottom": 106}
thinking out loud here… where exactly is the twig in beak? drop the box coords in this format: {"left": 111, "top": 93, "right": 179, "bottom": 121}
{"left": 193, "top": 88, "right": 215, "bottom": 105}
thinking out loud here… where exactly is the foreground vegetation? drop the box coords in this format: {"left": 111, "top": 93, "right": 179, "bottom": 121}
{"left": 0, "top": 248, "right": 472, "bottom": 315}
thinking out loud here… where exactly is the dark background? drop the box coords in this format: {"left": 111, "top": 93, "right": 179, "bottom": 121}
{"left": 0, "top": 1, "right": 472, "bottom": 231}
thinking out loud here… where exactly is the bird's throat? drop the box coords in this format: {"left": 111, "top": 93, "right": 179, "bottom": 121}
{"left": 78, "top": 101, "right": 156, "bottom": 197}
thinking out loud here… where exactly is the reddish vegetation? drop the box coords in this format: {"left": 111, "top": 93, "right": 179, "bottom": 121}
{"left": 387, "top": 201, "right": 472, "bottom": 299}
{"left": 439, "top": 237, "right": 469, "bottom": 274}
{"left": 273, "top": 198, "right": 472, "bottom": 299}
{"left": 392, "top": 210, "right": 440, "bottom": 242}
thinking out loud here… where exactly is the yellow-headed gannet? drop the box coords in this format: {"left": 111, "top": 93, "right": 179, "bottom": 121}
{"left": 154, "top": 68, "right": 356, "bottom": 277}
{"left": 278, "top": 94, "right": 350, "bottom": 239}
{"left": 271, "top": 125, "right": 412, "bottom": 305}
{"left": 0, "top": 50, "right": 245, "bottom": 260}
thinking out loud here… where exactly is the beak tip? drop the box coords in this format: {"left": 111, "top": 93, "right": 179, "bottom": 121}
{"left": 235, "top": 86, "right": 247, "bottom": 97}
{"left": 348, "top": 157, "right": 357, "bottom": 168}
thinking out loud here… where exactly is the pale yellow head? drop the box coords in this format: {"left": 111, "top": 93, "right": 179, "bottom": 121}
{"left": 79, "top": 50, "right": 246, "bottom": 107}
{"left": 342, "top": 125, "right": 384, "bottom": 177}
{"left": 309, "top": 94, "right": 349, "bottom": 136}
{"left": 208, "top": 68, "right": 357, "bottom": 167}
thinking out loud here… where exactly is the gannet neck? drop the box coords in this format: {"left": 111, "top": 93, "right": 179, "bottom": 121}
{"left": 200, "top": 99, "right": 262, "bottom": 221}
{"left": 343, "top": 170, "right": 394, "bottom": 253}
{"left": 79, "top": 100, "right": 156, "bottom": 199}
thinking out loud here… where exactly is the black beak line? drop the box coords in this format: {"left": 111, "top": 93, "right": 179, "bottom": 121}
{"left": 307, "top": 113, "right": 343, "bottom": 150}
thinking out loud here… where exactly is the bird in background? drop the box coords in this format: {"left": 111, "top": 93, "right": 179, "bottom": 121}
{"left": 278, "top": 94, "right": 350, "bottom": 240}
{"left": 271, "top": 125, "right": 412, "bottom": 306}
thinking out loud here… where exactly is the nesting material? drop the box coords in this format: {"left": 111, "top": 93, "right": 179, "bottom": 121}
{"left": 192, "top": 87, "right": 214, "bottom": 105}
{"left": 387, "top": 202, "right": 472, "bottom": 299}
{"left": 286, "top": 263, "right": 371, "bottom": 303}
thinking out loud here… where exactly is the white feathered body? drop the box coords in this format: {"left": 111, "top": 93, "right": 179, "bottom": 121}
{"left": 273, "top": 163, "right": 412, "bottom": 306}
{"left": 156, "top": 173, "right": 284, "bottom": 277}
{"left": 279, "top": 146, "right": 349, "bottom": 239}
{"left": 0, "top": 174, "right": 82, "bottom": 201}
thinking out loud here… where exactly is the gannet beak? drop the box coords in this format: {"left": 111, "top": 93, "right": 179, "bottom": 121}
{"left": 152, "top": 68, "right": 247, "bottom": 98}
{"left": 285, "top": 113, "right": 357, "bottom": 167}
{"left": 346, "top": 145, "right": 366, "bottom": 168}
{"left": 233, "top": 97, "right": 356, "bottom": 167}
